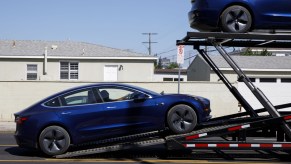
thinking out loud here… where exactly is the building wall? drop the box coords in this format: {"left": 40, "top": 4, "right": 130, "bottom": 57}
{"left": 0, "top": 59, "right": 154, "bottom": 82}
{"left": 243, "top": 70, "right": 291, "bottom": 78}
{"left": 0, "top": 81, "right": 238, "bottom": 121}
{"left": 209, "top": 70, "right": 291, "bottom": 82}
{"left": 187, "top": 55, "right": 291, "bottom": 117}
{"left": 188, "top": 55, "right": 291, "bottom": 82}
{"left": 209, "top": 70, "right": 291, "bottom": 113}
{"left": 187, "top": 55, "right": 211, "bottom": 81}
{"left": 153, "top": 74, "right": 187, "bottom": 81}
{"left": 238, "top": 82, "right": 291, "bottom": 112}
{"left": 210, "top": 70, "right": 237, "bottom": 82}
{"left": 109, "top": 60, "right": 154, "bottom": 82}
{"left": 0, "top": 58, "right": 44, "bottom": 81}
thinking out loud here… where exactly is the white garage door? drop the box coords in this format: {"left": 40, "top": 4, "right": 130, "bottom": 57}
{"left": 104, "top": 65, "right": 118, "bottom": 81}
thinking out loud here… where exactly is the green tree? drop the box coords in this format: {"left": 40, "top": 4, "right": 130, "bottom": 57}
{"left": 167, "top": 62, "right": 179, "bottom": 69}
{"left": 241, "top": 48, "right": 271, "bottom": 56}
{"left": 259, "top": 49, "right": 272, "bottom": 56}
{"left": 156, "top": 56, "right": 162, "bottom": 69}
{"left": 154, "top": 55, "right": 163, "bottom": 69}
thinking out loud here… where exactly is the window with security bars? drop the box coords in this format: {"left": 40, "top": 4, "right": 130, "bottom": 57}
{"left": 281, "top": 78, "right": 291, "bottom": 83}
{"left": 163, "top": 77, "right": 184, "bottom": 81}
{"left": 60, "top": 62, "right": 79, "bottom": 80}
{"left": 27, "top": 64, "right": 37, "bottom": 80}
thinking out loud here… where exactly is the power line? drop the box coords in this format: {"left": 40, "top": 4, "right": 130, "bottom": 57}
{"left": 156, "top": 48, "right": 176, "bottom": 55}
{"left": 142, "top": 33, "right": 158, "bottom": 55}
{"left": 158, "top": 50, "right": 193, "bottom": 58}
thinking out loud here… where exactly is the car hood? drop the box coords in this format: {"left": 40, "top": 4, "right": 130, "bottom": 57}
{"left": 161, "top": 93, "right": 209, "bottom": 103}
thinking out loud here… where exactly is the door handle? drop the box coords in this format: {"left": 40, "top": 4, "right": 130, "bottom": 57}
{"left": 106, "top": 106, "right": 116, "bottom": 109}
{"left": 61, "top": 112, "right": 72, "bottom": 115}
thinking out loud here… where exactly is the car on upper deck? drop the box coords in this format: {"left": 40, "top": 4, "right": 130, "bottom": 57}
{"left": 14, "top": 83, "right": 211, "bottom": 156}
{"left": 189, "top": 0, "right": 291, "bottom": 33}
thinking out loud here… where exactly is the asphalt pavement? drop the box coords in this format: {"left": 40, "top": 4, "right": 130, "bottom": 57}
{"left": 1, "top": 132, "right": 291, "bottom": 163}
{"left": 1, "top": 122, "right": 291, "bottom": 163}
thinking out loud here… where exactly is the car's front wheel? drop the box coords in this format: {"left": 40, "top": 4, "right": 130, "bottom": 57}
{"left": 167, "top": 104, "right": 197, "bottom": 134}
{"left": 220, "top": 5, "right": 252, "bottom": 33}
{"left": 39, "top": 126, "right": 70, "bottom": 156}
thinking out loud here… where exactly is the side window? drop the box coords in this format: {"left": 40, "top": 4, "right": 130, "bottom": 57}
{"left": 45, "top": 98, "right": 61, "bottom": 107}
{"left": 98, "top": 87, "right": 139, "bottom": 102}
{"left": 60, "top": 89, "right": 96, "bottom": 106}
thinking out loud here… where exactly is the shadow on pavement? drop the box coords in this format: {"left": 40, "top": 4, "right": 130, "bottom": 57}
{"left": 5, "top": 147, "right": 44, "bottom": 158}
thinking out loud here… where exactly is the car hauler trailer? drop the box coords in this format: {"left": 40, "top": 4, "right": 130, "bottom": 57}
{"left": 56, "top": 32, "right": 291, "bottom": 159}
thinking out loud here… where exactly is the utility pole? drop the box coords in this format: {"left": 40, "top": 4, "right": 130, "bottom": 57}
{"left": 142, "top": 33, "right": 158, "bottom": 55}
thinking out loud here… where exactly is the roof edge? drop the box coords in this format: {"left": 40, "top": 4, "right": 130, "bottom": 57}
{"left": 0, "top": 55, "right": 157, "bottom": 60}
{"left": 216, "top": 68, "right": 291, "bottom": 72}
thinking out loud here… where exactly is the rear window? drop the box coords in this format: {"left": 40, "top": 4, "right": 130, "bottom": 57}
{"left": 45, "top": 98, "right": 61, "bottom": 107}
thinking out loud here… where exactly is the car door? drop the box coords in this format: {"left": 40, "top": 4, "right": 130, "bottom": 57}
{"left": 255, "top": 0, "right": 291, "bottom": 26}
{"left": 54, "top": 88, "right": 111, "bottom": 142}
{"left": 95, "top": 86, "right": 161, "bottom": 136}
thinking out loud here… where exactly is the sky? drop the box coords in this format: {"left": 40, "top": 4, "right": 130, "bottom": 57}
{"left": 0, "top": 0, "right": 197, "bottom": 67}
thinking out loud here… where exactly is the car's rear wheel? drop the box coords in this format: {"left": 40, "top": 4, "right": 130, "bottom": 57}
{"left": 39, "top": 126, "right": 70, "bottom": 156}
{"left": 167, "top": 104, "right": 197, "bottom": 134}
{"left": 220, "top": 5, "right": 252, "bottom": 33}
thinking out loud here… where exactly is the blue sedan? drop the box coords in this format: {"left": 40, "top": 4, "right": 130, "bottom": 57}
{"left": 14, "top": 83, "right": 211, "bottom": 156}
{"left": 189, "top": 0, "right": 291, "bottom": 33}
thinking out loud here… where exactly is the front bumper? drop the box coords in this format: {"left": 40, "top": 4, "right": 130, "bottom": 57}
{"left": 205, "top": 115, "right": 212, "bottom": 121}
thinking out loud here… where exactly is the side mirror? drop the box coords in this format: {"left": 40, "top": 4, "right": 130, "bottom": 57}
{"left": 133, "top": 93, "right": 148, "bottom": 102}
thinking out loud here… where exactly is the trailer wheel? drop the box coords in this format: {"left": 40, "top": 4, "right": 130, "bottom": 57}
{"left": 167, "top": 104, "right": 197, "bottom": 134}
{"left": 39, "top": 126, "right": 70, "bottom": 156}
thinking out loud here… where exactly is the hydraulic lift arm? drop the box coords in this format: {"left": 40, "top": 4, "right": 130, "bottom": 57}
{"left": 195, "top": 45, "right": 258, "bottom": 118}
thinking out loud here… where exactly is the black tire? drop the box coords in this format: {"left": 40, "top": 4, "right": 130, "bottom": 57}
{"left": 167, "top": 104, "right": 197, "bottom": 134}
{"left": 220, "top": 5, "right": 252, "bottom": 33}
{"left": 39, "top": 126, "right": 70, "bottom": 156}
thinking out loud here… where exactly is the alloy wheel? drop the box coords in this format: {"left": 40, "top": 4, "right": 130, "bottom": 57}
{"left": 167, "top": 104, "right": 197, "bottom": 134}
{"left": 221, "top": 5, "right": 252, "bottom": 33}
{"left": 39, "top": 126, "right": 70, "bottom": 156}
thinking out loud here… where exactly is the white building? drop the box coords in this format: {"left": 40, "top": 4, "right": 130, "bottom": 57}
{"left": 0, "top": 41, "right": 239, "bottom": 121}
{"left": 188, "top": 55, "right": 291, "bottom": 110}
{"left": 154, "top": 69, "right": 187, "bottom": 82}
{"left": 0, "top": 40, "right": 156, "bottom": 82}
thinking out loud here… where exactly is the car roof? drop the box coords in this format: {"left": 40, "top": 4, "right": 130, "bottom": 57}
{"left": 41, "top": 83, "right": 160, "bottom": 103}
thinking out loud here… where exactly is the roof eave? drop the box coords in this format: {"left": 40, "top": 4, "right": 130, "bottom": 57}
{"left": 214, "top": 68, "right": 291, "bottom": 72}
{"left": 0, "top": 55, "right": 157, "bottom": 60}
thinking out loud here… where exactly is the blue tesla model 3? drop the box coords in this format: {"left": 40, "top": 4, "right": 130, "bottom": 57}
{"left": 189, "top": 0, "right": 291, "bottom": 33}
{"left": 14, "top": 83, "right": 211, "bottom": 156}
